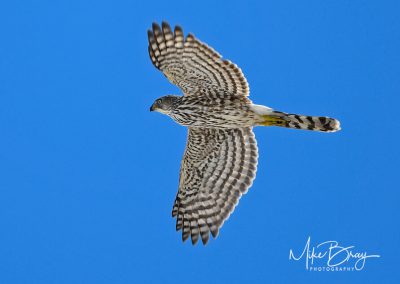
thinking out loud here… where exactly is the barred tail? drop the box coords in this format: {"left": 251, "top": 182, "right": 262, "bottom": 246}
{"left": 259, "top": 111, "right": 341, "bottom": 132}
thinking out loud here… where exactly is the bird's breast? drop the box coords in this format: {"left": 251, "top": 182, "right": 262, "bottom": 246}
{"left": 170, "top": 103, "right": 258, "bottom": 129}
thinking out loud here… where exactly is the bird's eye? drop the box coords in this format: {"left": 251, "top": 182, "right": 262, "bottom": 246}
{"left": 157, "top": 99, "right": 162, "bottom": 105}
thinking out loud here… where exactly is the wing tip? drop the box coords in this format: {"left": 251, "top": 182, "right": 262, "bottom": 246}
{"left": 152, "top": 22, "right": 161, "bottom": 31}
{"left": 147, "top": 29, "right": 154, "bottom": 40}
{"left": 161, "top": 20, "right": 171, "bottom": 30}
{"left": 152, "top": 21, "right": 182, "bottom": 34}
{"left": 174, "top": 25, "right": 183, "bottom": 34}
{"left": 186, "top": 33, "right": 195, "bottom": 41}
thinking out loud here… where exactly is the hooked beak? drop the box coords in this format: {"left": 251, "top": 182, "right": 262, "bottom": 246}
{"left": 150, "top": 103, "right": 156, "bottom": 112}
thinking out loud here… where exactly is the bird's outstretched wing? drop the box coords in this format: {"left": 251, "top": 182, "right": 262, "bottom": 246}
{"left": 173, "top": 127, "right": 258, "bottom": 245}
{"left": 148, "top": 21, "right": 250, "bottom": 97}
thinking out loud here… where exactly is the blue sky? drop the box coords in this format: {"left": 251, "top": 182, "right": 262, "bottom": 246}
{"left": 0, "top": 0, "right": 399, "bottom": 283}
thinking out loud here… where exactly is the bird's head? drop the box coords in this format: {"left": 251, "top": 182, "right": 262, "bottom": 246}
{"left": 150, "top": 95, "right": 181, "bottom": 114}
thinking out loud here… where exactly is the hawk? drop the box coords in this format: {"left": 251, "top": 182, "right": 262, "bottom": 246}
{"left": 148, "top": 21, "right": 340, "bottom": 245}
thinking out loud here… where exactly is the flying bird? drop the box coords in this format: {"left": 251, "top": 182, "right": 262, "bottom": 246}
{"left": 148, "top": 21, "right": 340, "bottom": 245}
